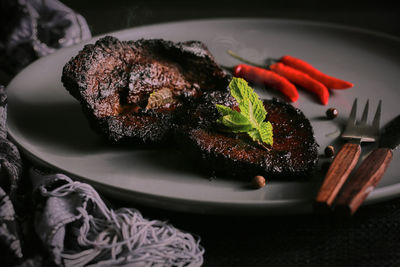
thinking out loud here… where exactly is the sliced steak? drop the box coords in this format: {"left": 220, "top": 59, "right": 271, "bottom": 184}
{"left": 178, "top": 98, "right": 319, "bottom": 179}
{"left": 61, "top": 36, "right": 230, "bottom": 143}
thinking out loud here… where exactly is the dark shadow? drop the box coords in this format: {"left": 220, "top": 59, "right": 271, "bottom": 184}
{"left": 312, "top": 115, "right": 330, "bottom": 121}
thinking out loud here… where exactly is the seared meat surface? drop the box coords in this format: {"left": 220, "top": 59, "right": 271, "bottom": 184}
{"left": 62, "top": 36, "right": 229, "bottom": 143}
{"left": 178, "top": 98, "right": 319, "bottom": 178}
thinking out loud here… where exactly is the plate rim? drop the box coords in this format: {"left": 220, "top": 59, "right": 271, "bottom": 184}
{"left": 95, "top": 17, "right": 400, "bottom": 43}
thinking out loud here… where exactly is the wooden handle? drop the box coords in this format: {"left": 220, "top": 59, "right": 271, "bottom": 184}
{"left": 335, "top": 148, "right": 393, "bottom": 215}
{"left": 316, "top": 142, "right": 361, "bottom": 206}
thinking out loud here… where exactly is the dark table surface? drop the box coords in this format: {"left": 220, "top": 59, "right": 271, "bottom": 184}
{"left": 56, "top": 2, "right": 400, "bottom": 266}
{"left": 63, "top": 1, "right": 400, "bottom": 38}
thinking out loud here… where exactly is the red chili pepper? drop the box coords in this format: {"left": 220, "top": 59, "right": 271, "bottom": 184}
{"left": 233, "top": 64, "right": 299, "bottom": 102}
{"left": 270, "top": 62, "right": 329, "bottom": 105}
{"left": 280, "top": 55, "right": 353, "bottom": 89}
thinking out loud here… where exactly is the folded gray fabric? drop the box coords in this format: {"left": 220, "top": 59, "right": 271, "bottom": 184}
{"left": 0, "top": 85, "right": 24, "bottom": 264}
{"left": 0, "top": 0, "right": 91, "bottom": 84}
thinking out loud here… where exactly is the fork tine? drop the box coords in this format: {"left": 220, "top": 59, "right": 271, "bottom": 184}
{"left": 360, "top": 100, "right": 369, "bottom": 125}
{"left": 347, "top": 98, "right": 358, "bottom": 126}
{"left": 372, "top": 100, "right": 382, "bottom": 129}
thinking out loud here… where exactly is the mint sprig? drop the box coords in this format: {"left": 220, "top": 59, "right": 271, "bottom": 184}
{"left": 216, "top": 78, "right": 273, "bottom": 147}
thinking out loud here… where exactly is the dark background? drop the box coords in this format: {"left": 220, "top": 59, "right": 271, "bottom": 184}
{"left": 61, "top": 1, "right": 400, "bottom": 37}
{"left": 52, "top": 2, "right": 400, "bottom": 266}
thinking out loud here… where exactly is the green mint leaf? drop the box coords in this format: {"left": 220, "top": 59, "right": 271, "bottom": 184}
{"left": 247, "top": 122, "right": 273, "bottom": 146}
{"left": 217, "top": 109, "right": 253, "bottom": 132}
{"left": 247, "top": 128, "right": 262, "bottom": 143}
{"left": 229, "top": 77, "right": 247, "bottom": 102}
{"left": 216, "top": 77, "right": 273, "bottom": 147}
{"left": 230, "top": 77, "right": 267, "bottom": 126}
{"left": 259, "top": 121, "right": 273, "bottom": 145}
{"left": 216, "top": 104, "right": 234, "bottom": 116}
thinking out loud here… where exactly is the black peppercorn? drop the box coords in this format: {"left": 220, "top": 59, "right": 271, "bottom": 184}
{"left": 326, "top": 108, "right": 338, "bottom": 119}
{"left": 325, "top": 145, "right": 335, "bottom": 157}
{"left": 252, "top": 175, "right": 266, "bottom": 189}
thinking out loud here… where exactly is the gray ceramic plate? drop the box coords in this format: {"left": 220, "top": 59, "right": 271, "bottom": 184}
{"left": 7, "top": 19, "right": 400, "bottom": 215}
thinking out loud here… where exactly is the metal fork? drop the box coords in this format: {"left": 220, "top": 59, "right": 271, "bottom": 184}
{"left": 316, "top": 98, "right": 381, "bottom": 207}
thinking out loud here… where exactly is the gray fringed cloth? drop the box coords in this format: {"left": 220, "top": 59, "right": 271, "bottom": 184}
{"left": 0, "top": 0, "right": 204, "bottom": 266}
{"left": 31, "top": 171, "right": 204, "bottom": 267}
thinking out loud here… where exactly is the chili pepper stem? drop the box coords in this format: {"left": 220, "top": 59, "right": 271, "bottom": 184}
{"left": 227, "top": 50, "right": 265, "bottom": 68}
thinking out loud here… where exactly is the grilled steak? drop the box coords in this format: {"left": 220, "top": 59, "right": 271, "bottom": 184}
{"left": 62, "top": 36, "right": 229, "bottom": 143}
{"left": 62, "top": 36, "right": 318, "bottom": 179}
{"left": 177, "top": 98, "right": 319, "bottom": 178}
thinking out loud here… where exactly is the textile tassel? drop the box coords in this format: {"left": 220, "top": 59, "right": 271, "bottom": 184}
{"left": 33, "top": 172, "right": 204, "bottom": 267}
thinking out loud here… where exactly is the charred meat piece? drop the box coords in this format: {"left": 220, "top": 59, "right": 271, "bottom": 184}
{"left": 178, "top": 98, "right": 319, "bottom": 178}
{"left": 62, "top": 36, "right": 229, "bottom": 143}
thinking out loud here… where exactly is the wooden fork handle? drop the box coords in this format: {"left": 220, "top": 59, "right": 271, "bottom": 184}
{"left": 316, "top": 142, "right": 361, "bottom": 207}
{"left": 335, "top": 148, "right": 393, "bottom": 214}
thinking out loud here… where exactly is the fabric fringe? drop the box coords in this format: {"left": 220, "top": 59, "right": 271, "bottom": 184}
{"left": 35, "top": 173, "right": 204, "bottom": 267}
